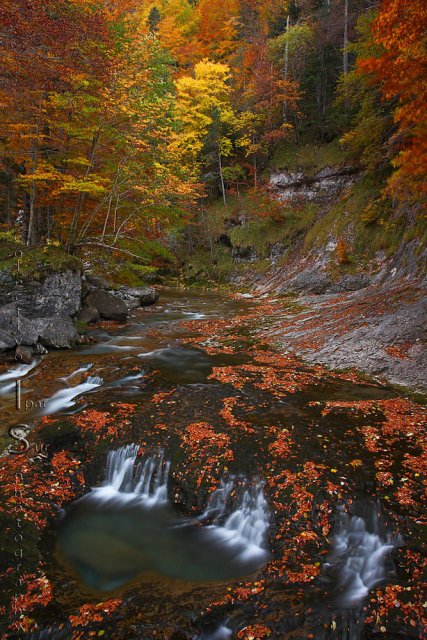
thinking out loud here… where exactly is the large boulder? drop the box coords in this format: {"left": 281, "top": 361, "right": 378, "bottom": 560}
{"left": 284, "top": 269, "right": 332, "bottom": 295}
{"left": 0, "top": 270, "right": 82, "bottom": 318}
{"left": 134, "top": 287, "right": 159, "bottom": 307}
{"left": 0, "top": 304, "right": 39, "bottom": 349}
{"left": 114, "top": 286, "right": 159, "bottom": 308}
{"left": 0, "top": 304, "right": 78, "bottom": 351}
{"left": 31, "top": 316, "right": 77, "bottom": 348}
{"left": 328, "top": 274, "right": 370, "bottom": 293}
{"left": 84, "top": 289, "right": 128, "bottom": 322}
{"left": 76, "top": 305, "right": 100, "bottom": 324}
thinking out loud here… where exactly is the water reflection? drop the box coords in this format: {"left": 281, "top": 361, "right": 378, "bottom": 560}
{"left": 138, "top": 346, "right": 214, "bottom": 384}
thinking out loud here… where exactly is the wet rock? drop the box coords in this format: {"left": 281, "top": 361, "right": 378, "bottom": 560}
{"left": 84, "top": 289, "right": 128, "bottom": 322}
{"left": 285, "top": 269, "right": 332, "bottom": 295}
{"left": 34, "top": 343, "right": 48, "bottom": 355}
{"left": 0, "top": 304, "right": 39, "bottom": 349}
{"left": 127, "top": 286, "right": 159, "bottom": 307}
{"left": 114, "top": 293, "right": 140, "bottom": 310}
{"left": 15, "top": 345, "right": 33, "bottom": 364}
{"left": 115, "top": 286, "right": 159, "bottom": 308}
{"left": 31, "top": 316, "right": 77, "bottom": 349}
{"left": 76, "top": 305, "right": 100, "bottom": 324}
{"left": 85, "top": 274, "right": 111, "bottom": 290}
{"left": 75, "top": 334, "right": 93, "bottom": 345}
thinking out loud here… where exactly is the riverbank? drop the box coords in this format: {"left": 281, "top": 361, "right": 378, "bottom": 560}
{"left": 178, "top": 151, "right": 426, "bottom": 394}
{"left": 0, "top": 239, "right": 159, "bottom": 361}
{"left": 249, "top": 280, "right": 426, "bottom": 394}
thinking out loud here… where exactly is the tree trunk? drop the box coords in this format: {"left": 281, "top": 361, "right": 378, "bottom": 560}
{"left": 218, "top": 150, "right": 227, "bottom": 206}
{"left": 283, "top": 14, "right": 290, "bottom": 122}
{"left": 343, "top": 0, "right": 349, "bottom": 78}
{"left": 343, "top": 0, "right": 349, "bottom": 115}
{"left": 67, "top": 127, "right": 101, "bottom": 251}
{"left": 253, "top": 154, "right": 258, "bottom": 189}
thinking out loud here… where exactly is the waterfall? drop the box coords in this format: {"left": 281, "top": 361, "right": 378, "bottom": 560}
{"left": 103, "top": 445, "right": 169, "bottom": 504}
{"left": 0, "top": 360, "right": 38, "bottom": 395}
{"left": 198, "top": 477, "right": 234, "bottom": 521}
{"left": 200, "top": 477, "right": 270, "bottom": 554}
{"left": 321, "top": 506, "right": 400, "bottom": 607}
{"left": 101, "top": 446, "right": 269, "bottom": 551}
{"left": 58, "top": 445, "right": 270, "bottom": 590}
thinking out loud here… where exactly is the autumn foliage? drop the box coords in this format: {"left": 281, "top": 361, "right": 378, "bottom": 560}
{"left": 1, "top": 0, "right": 425, "bottom": 254}
{"left": 0, "top": 0, "right": 197, "bottom": 253}
{"left": 359, "top": 0, "right": 427, "bottom": 200}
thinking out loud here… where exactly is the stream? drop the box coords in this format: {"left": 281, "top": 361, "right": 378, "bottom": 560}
{"left": 0, "top": 289, "right": 425, "bottom": 639}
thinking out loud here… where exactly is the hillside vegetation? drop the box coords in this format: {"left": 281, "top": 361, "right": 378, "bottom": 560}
{"left": 0, "top": 0, "right": 425, "bottom": 283}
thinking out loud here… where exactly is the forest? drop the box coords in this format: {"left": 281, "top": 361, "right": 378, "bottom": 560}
{"left": 0, "top": 0, "right": 425, "bottom": 266}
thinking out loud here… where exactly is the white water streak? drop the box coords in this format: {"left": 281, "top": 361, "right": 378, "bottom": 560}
{"left": 323, "top": 508, "right": 398, "bottom": 607}
{"left": 97, "top": 445, "right": 269, "bottom": 556}
{"left": 42, "top": 376, "right": 103, "bottom": 415}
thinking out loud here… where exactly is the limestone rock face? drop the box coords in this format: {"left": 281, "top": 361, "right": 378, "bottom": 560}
{"left": 0, "top": 269, "right": 81, "bottom": 318}
{"left": 31, "top": 317, "right": 77, "bottom": 349}
{"left": 0, "top": 269, "right": 81, "bottom": 353}
{"left": 0, "top": 304, "right": 40, "bottom": 349}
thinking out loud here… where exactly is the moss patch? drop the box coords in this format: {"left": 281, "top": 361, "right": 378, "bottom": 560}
{"left": 0, "top": 237, "right": 81, "bottom": 279}
{"left": 268, "top": 139, "right": 347, "bottom": 175}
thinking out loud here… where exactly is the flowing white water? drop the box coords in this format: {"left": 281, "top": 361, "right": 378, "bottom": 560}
{"left": 107, "top": 370, "right": 145, "bottom": 388}
{"left": 0, "top": 360, "right": 38, "bottom": 395}
{"left": 58, "top": 445, "right": 270, "bottom": 590}
{"left": 322, "top": 507, "right": 399, "bottom": 607}
{"left": 181, "top": 311, "right": 206, "bottom": 319}
{"left": 200, "top": 477, "right": 270, "bottom": 559}
{"left": 96, "top": 445, "right": 269, "bottom": 555}
{"left": 42, "top": 376, "right": 103, "bottom": 415}
{"left": 101, "top": 444, "right": 170, "bottom": 505}
{"left": 198, "top": 478, "right": 234, "bottom": 521}
{"left": 100, "top": 444, "right": 269, "bottom": 560}
{"left": 80, "top": 342, "right": 136, "bottom": 355}
{"left": 59, "top": 363, "right": 93, "bottom": 382}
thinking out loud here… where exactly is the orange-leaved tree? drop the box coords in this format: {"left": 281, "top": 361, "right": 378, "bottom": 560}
{"left": 0, "top": 0, "right": 196, "bottom": 254}
{"left": 358, "top": 0, "right": 427, "bottom": 201}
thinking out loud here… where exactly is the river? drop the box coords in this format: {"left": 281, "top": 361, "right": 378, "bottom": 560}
{"left": 0, "top": 289, "right": 425, "bottom": 639}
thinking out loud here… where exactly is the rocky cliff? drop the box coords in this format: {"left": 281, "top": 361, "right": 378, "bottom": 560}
{"left": 0, "top": 265, "right": 159, "bottom": 359}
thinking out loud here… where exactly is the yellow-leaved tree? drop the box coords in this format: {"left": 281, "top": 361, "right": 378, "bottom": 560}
{"left": 170, "top": 59, "right": 237, "bottom": 204}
